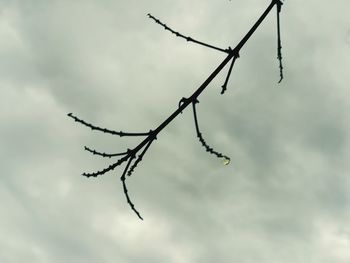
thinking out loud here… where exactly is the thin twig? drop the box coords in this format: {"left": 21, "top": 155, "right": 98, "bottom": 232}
{"left": 221, "top": 53, "right": 239, "bottom": 94}
{"left": 147, "top": 13, "right": 229, "bottom": 54}
{"left": 276, "top": 0, "right": 284, "bottom": 83}
{"left": 121, "top": 156, "right": 144, "bottom": 220}
{"left": 127, "top": 139, "right": 154, "bottom": 177}
{"left": 67, "top": 113, "right": 151, "bottom": 137}
{"left": 84, "top": 146, "right": 128, "bottom": 158}
{"left": 192, "top": 101, "right": 230, "bottom": 162}
{"left": 82, "top": 155, "right": 129, "bottom": 177}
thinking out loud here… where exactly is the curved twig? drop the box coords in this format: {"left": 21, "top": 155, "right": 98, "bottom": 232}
{"left": 84, "top": 146, "right": 128, "bottom": 158}
{"left": 67, "top": 113, "right": 151, "bottom": 137}
{"left": 147, "top": 13, "right": 229, "bottom": 54}
{"left": 192, "top": 101, "right": 230, "bottom": 162}
{"left": 82, "top": 155, "right": 129, "bottom": 177}
{"left": 121, "top": 156, "right": 144, "bottom": 220}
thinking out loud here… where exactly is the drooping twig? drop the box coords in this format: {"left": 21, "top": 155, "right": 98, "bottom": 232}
{"left": 69, "top": 0, "right": 284, "bottom": 220}
{"left": 276, "top": 0, "right": 284, "bottom": 83}
{"left": 120, "top": 155, "right": 144, "bottom": 220}
{"left": 147, "top": 13, "right": 229, "bottom": 54}
{"left": 192, "top": 101, "right": 230, "bottom": 162}
{"left": 67, "top": 113, "right": 151, "bottom": 137}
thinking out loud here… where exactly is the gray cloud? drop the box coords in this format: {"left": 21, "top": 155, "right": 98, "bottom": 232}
{"left": 1, "top": 0, "right": 350, "bottom": 262}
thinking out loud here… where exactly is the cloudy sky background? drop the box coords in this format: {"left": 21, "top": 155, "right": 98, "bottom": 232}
{"left": 1, "top": 0, "right": 350, "bottom": 262}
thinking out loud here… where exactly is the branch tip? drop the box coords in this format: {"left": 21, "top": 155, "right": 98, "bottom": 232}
{"left": 148, "top": 13, "right": 228, "bottom": 53}
{"left": 67, "top": 113, "right": 151, "bottom": 137}
{"left": 221, "top": 56, "right": 237, "bottom": 94}
{"left": 192, "top": 102, "right": 230, "bottom": 161}
{"left": 121, "top": 157, "right": 144, "bottom": 220}
{"left": 276, "top": 0, "right": 284, "bottom": 83}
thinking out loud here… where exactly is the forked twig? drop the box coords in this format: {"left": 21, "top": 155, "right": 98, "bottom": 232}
{"left": 127, "top": 139, "right": 154, "bottom": 177}
{"left": 69, "top": 0, "right": 285, "bottom": 220}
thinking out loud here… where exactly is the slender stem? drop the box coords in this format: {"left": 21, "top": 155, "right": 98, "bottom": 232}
{"left": 147, "top": 13, "right": 229, "bottom": 54}
{"left": 127, "top": 139, "right": 154, "bottom": 177}
{"left": 82, "top": 155, "right": 129, "bottom": 177}
{"left": 84, "top": 146, "right": 128, "bottom": 158}
{"left": 192, "top": 101, "right": 230, "bottom": 160}
{"left": 276, "top": 1, "right": 284, "bottom": 83}
{"left": 221, "top": 56, "right": 238, "bottom": 94}
{"left": 67, "top": 113, "right": 151, "bottom": 137}
{"left": 121, "top": 156, "right": 143, "bottom": 220}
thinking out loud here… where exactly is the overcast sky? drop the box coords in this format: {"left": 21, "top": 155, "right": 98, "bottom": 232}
{"left": 1, "top": 0, "right": 350, "bottom": 262}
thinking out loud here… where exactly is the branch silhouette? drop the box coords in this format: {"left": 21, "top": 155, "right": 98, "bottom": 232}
{"left": 68, "top": 0, "right": 285, "bottom": 220}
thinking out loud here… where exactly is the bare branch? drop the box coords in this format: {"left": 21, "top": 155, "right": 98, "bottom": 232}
{"left": 69, "top": 0, "right": 285, "bottom": 220}
{"left": 147, "top": 13, "right": 229, "bottom": 54}
{"left": 192, "top": 101, "right": 230, "bottom": 162}
{"left": 67, "top": 113, "right": 151, "bottom": 137}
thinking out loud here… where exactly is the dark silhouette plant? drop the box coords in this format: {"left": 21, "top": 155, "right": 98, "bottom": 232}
{"left": 68, "top": 0, "right": 284, "bottom": 220}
